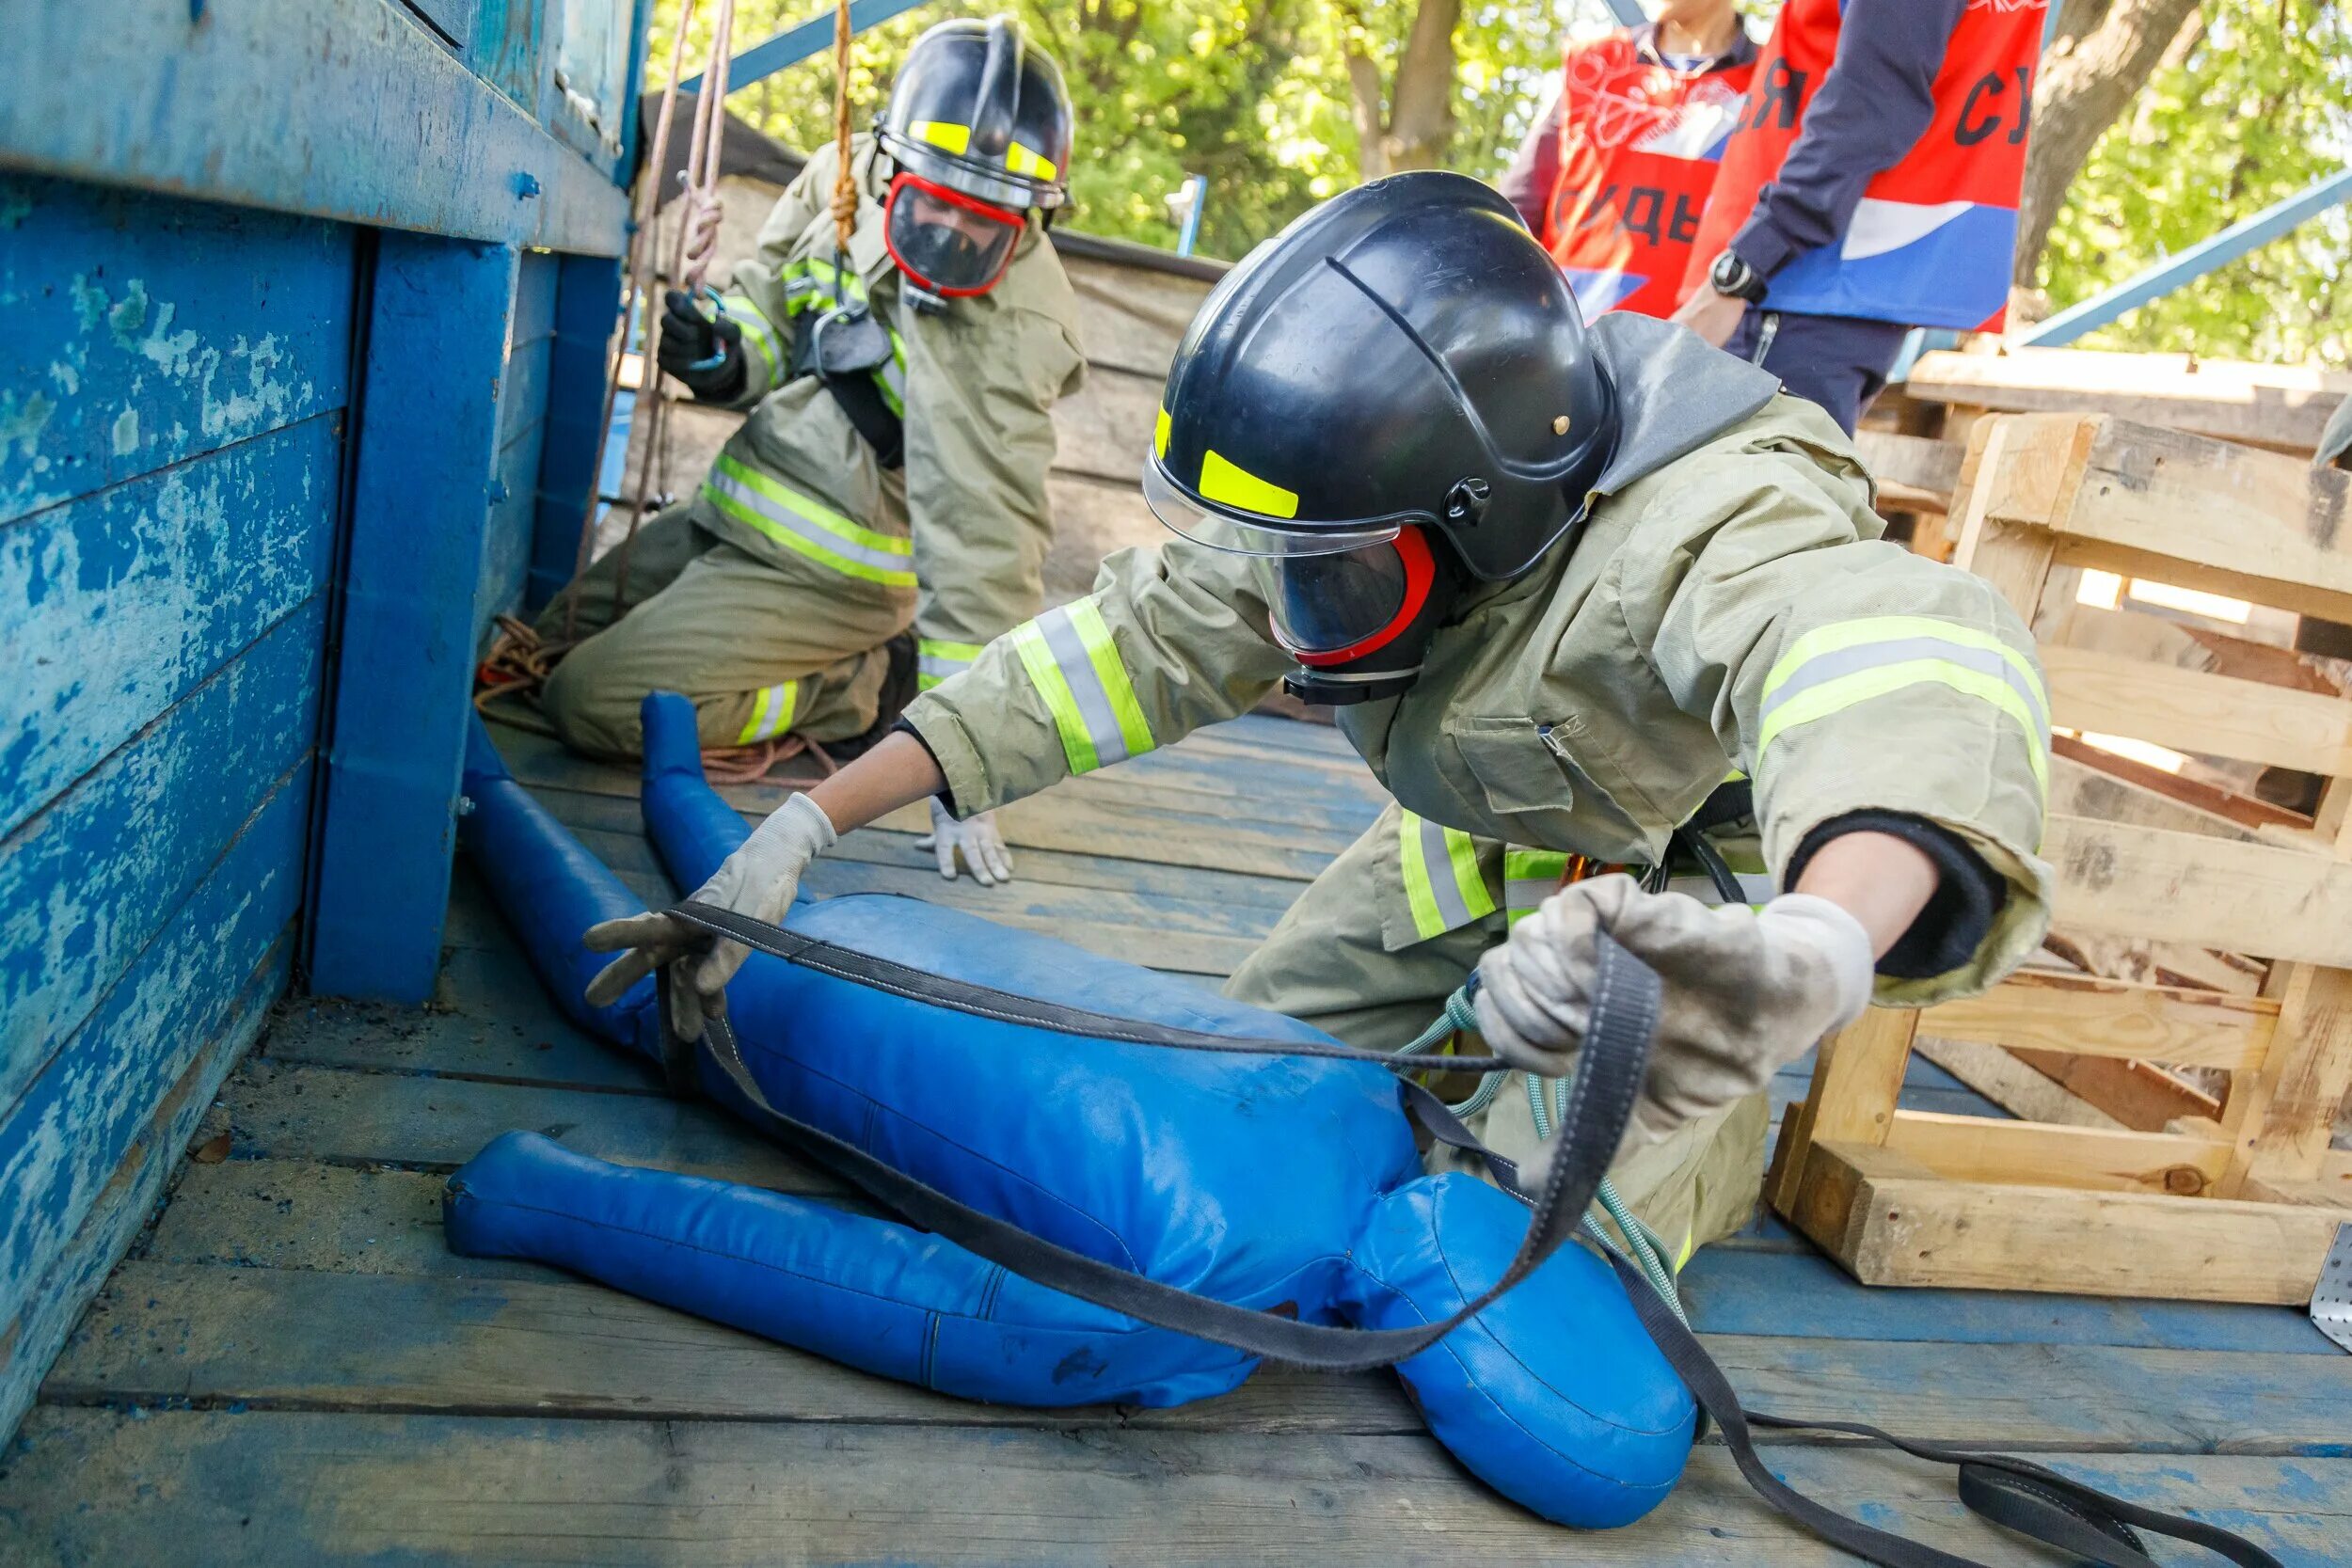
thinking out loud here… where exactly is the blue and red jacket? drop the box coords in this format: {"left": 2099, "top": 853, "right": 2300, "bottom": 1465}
{"left": 1684, "top": 0, "right": 2048, "bottom": 333}
{"left": 1498, "top": 25, "right": 1756, "bottom": 319}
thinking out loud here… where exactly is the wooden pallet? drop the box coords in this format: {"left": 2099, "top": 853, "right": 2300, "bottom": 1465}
{"left": 1772, "top": 412, "right": 2352, "bottom": 1305}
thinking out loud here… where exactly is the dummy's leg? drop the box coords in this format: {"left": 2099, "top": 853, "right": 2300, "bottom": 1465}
{"left": 445, "top": 1132, "right": 1256, "bottom": 1409}
{"left": 541, "top": 531, "right": 908, "bottom": 760}
{"left": 456, "top": 718, "right": 664, "bottom": 1063}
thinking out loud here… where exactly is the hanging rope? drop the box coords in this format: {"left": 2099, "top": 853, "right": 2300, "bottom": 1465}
{"left": 831, "top": 0, "right": 859, "bottom": 249}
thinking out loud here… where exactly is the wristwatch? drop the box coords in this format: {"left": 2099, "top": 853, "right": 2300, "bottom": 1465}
{"left": 1708, "top": 248, "right": 1768, "bottom": 304}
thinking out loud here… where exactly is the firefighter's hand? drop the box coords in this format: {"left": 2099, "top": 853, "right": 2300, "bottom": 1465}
{"left": 1670, "top": 285, "right": 1750, "bottom": 351}
{"left": 916, "top": 798, "right": 1014, "bottom": 886}
{"left": 656, "top": 288, "right": 749, "bottom": 402}
{"left": 1473, "top": 874, "right": 1873, "bottom": 1153}
{"left": 583, "top": 792, "right": 837, "bottom": 1037}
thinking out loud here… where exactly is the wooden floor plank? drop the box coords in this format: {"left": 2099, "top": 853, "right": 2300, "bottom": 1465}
{"left": 50, "top": 1259, "right": 2352, "bottom": 1456}
{"left": 6, "top": 1409, "right": 2345, "bottom": 1568}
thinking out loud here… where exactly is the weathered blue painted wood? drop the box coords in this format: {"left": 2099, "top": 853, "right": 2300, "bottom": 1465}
{"left": 469, "top": 0, "right": 548, "bottom": 111}
{"left": 1681, "top": 1244, "right": 2337, "bottom": 1356}
{"left": 0, "top": 417, "right": 340, "bottom": 840}
{"left": 475, "top": 257, "right": 556, "bottom": 639}
{"left": 0, "top": 0, "right": 630, "bottom": 256}
{"left": 0, "top": 938, "right": 288, "bottom": 1447}
{"left": 0, "top": 175, "right": 355, "bottom": 527}
{"left": 310, "top": 236, "right": 522, "bottom": 1003}
{"left": 0, "top": 601, "right": 323, "bottom": 1110}
{"left": 528, "top": 254, "right": 625, "bottom": 612}
{"left": 0, "top": 769, "right": 309, "bottom": 1401}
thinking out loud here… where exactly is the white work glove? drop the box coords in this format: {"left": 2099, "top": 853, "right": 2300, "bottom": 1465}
{"left": 914, "top": 797, "right": 1013, "bottom": 885}
{"left": 582, "top": 791, "right": 837, "bottom": 1039}
{"left": 1474, "top": 874, "right": 1874, "bottom": 1183}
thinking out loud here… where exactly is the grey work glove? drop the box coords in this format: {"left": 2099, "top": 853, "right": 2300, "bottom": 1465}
{"left": 582, "top": 791, "right": 838, "bottom": 1039}
{"left": 914, "top": 797, "right": 1013, "bottom": 886}
{"left": 1473, "top": 874, "right": 1874, "bottom": 1185}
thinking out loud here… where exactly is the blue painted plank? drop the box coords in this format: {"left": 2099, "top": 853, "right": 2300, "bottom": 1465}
{"left": 0, "top": 0, "right": 630, "bottom": 255}
{"left": 468, "top": 0, "right": 548, "bottom": 110}
{"left": 0, "top": 600, "right": 323, "bottom": 1112}
{"left": 309, "top": 235, "right": 521, "bottom": 1002}
{"left": 0, "top": 417, "right": 340, "bottom": 840}
{"left": 683, "top": 0, "right": 933, "bottom": 93}
{"left": 1681, "top": 1244, "right": 2338, "bottom": 1356}
{"left": 528, "top": 254, "right": 624, "bottom": 611}
{"left": 0, "top": 936, "right": 288, "bottom": 1444}
{"left": 476, "top": 413, "right": 549, "bottom": 639}
{"left": 0, "top": 767, "right": 309, "bottom": 1362}
{"left": 0, "top": 176, "right": 354, "bottom": 525}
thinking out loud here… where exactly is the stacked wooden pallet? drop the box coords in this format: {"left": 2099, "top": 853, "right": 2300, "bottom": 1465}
{"left": 1773, "top": 411, "right": 2352, "bottom": 1305}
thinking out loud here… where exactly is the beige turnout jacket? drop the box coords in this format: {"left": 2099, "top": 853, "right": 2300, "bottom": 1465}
{"left": 700, "top": 135, "right": 1089, "bottom": 690}
{"left": 905, "top": 317, "right": 2053, "bottom": 1006}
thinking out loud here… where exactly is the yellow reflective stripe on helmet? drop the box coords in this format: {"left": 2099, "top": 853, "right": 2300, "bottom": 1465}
{"left": 1399, "top": 811, "right": 1496, "bottom": 942}
{"left": 1153, "top": 405, "right": 1170, "bottom": 459}
{"left": 1009, "top": 598, "right": 1156, "bottom": 775}
{"left": 912, "top": 119, "right": 972, "bottom": 154}
{"left": 1502, "top": 847, "right": 1570, "bottom": 927}
{"left": 916, "top": 637, "right": 985, "bottom": 691}
{"left": 1199, "top": 450, "right": 1300, "bottom": 519}
{"left": 736, "top": 679, "right": 801, "bottom": 745}
{"left": 719, "top": 293, "right": 782, "bottom": 386}
{"left": 704, "top": 454, "right": 917, "bottom": 588}
{"left": 1006, "top": 141, "right": 1058, "bottom": 180}
{"left": 1757, "top": 617, "right": 2049, "bottom": 792}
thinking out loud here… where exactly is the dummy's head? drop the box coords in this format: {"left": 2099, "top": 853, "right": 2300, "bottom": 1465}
{"left": 876, "top": 16, "right": 1072, "bottom": 310}
{"left": 1343, "top": 1174, "right": 1694, "bottom": 1528}
{"left": 1142, "top": 171, "right": 1618, "bottom": 705}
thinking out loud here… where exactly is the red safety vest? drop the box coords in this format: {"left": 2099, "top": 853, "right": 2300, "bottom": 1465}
{"left": 1684, "top": 0, "right": 2046, "bottom": 332}
{"left": 1539, "top": 30, "right": 1754, "bottom": 319}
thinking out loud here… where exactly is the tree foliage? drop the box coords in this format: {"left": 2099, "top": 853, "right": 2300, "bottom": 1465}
{"left": 647, "top": 0, "right": 2352, "bottom": 363}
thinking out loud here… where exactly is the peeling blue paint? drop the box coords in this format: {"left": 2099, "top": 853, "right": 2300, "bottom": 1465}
{"left": 105, "top": 280, "right": 150, "bottom": 350}
{"left": 108, "top": 407, "right": 137, "bottom": 456}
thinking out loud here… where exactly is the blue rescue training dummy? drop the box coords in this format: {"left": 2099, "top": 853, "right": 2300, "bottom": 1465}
{"left": 444, "top": 691, "right": 1696, "bottom": 1528}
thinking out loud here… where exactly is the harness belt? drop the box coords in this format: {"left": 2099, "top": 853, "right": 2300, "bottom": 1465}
{"left": 654, "top": 896, "right": 2283, "bottom": 1568}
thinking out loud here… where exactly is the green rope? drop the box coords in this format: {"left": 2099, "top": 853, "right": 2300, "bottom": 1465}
{"left": 1394, "top": 984, "right": 1687, "bottom": 1324}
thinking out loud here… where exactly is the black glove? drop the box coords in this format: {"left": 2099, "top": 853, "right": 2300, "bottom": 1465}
{"left": 656, "top": 289, "right": 747, "bottom": 402}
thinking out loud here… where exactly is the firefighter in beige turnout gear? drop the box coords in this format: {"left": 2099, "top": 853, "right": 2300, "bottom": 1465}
{"left": 585, "top": 174, "right": 2052, "bottom": 1266}
{"left": 540, "top": 21, "right": 1088, "bottom": 839}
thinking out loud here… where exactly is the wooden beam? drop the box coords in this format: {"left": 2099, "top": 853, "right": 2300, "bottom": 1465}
{"left": 2010, "top": 1051, "right": 2227, "bottom": 1133}
{"left": 1884, "top": 1111, "right": 2231, "bottom": 1196}
{"left": 2041, "top": 644, "right": 2352, "bottom": 775}
{"left": 1804, "top": 1141, "right": 2352, "bottom": 1304}
{"left": 1906, "top": 348, "right": 2352, "bottom": 454}
{"left": 2052, "top": 735, "right": 2312, "bottom": 835}
{"left": 1920, "top": 969, "right": 2277, "bottom": 1070}
{"left": 1765, "top": 1006, "right": 1918, "bottom": 1217}
{"left": 2043, "top": 814, "right": 2352, "bottom": 967}
{"left": 2231, "top": 964, "right": 2352, "bottom": 1191}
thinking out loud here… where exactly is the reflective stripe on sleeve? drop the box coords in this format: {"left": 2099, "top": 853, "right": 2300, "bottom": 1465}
{"left": 719, "top": 293, "right": 782, "bottom": 386}
{"left": 1009, "top": 597, "right": 1156, "bottom": 775}
{"left": 703, "top": 454, "right": 917, "bottom": 588}
{"left": 1502, "top": 847, "right": 1571, "bottom": 927}
{"left": 916, "top": 637, "right": 985, "bottom": 691}
{"left": 1400, "top": 811, "right": 1498, "bottom": 942}
{"left": 1756, "top": 615, "right": 2049, "bottom": 791}
{"left": 736, "top": 679, "right": 801, "bottom": 745}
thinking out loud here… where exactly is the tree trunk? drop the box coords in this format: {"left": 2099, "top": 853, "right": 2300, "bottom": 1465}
{"left": 1342, "top": 0, "right": 1463, "bottom": 182}
{"left": 2014, "top": 0, "right": 2205, "bottom": 287}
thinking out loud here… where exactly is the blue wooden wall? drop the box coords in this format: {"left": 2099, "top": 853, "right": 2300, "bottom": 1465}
{"left": 0, "top": 0, "right": 638, "bottom": 1441}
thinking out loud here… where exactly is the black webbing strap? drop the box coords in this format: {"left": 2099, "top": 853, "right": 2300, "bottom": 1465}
{"left": 656, "top": 898, "right": 2283, "bottom": 1565}
{"left": 658, "top": 899, "right": 1654, "bottom": 1372}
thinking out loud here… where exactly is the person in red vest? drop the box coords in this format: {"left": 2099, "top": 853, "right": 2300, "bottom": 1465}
{"left": 1671, "top": 0, "right": 2049, "bottom": 433}
{"left": 1497, "top": 1, "right": 1756, "bottom": 320}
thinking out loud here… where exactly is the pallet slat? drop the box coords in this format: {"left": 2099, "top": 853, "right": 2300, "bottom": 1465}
{"left": 1918, "top": 969, "right": 2277, "bottom": 1070}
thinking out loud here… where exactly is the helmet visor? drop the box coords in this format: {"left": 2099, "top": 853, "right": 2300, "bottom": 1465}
{"left": 884, "top": 174, "right": 1024, "bottom": 297}
{"left": 1251, "top": 542, "right": 1411, "bottom": 657}
{"left": 1141, "top": 455, "right": 1406, "bottom": 558}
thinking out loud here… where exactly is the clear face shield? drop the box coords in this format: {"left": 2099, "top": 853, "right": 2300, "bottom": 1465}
{"left": 1141, "top": 457, "right": 1437, "bottom": 660}
{"left": 883, "top": 172, "right": 1025, "bottom": 300}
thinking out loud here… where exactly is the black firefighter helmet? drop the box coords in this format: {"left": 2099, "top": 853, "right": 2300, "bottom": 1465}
{"left": 1144, "top": 171, "right": 1618, "bottom": 703}
{"left": 875, "top": 17, "right": 1073, "bottom": 305}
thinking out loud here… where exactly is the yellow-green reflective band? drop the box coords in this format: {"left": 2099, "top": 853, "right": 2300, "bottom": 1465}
{"left": 1199, "top": 449, "right": 1299, "bottom": 519}
{"left": 913, "top": 119, "right": 971, "bottom": 154}
{"left": 736, "top": 679, "right": 800, "bottom": 745}
{"left": 1153, "top": 405, "right": 1170, "bottom": 459}
{"left": 1756, "top": 658, "right": 2051, "bottom": 793}
{"left": 1675, "top": 1224, "right": 1696, "bottom": 1273}
{"left": 1399, "top": 811, "right": 1495, "bottom": 941}
{"left": 1502, "top": 847, "right": 1570, "bottom": 926}
{"left": 704, "top": 454, "right": 917, "bottom": 588}
{"left": 1764, "top": 616, "right": 2047, "bottom": 721}
{"left": 1006, "top": 142, "right": 1058, "bottom": 180}
{"left": 1010, "top": 599, "right": 1156, "bottom": 775}
{"left": 721, "top": 293, "right": 781, "bottom": 385}
{"left": 916, "top": 637, "right": 984, "bottom": 691}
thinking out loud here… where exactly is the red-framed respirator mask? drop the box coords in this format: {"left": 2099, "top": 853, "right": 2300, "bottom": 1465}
{"left": 883, "top": 171, "right": 1025, "bottom": 304}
